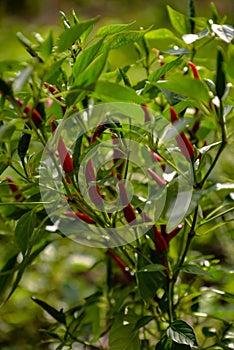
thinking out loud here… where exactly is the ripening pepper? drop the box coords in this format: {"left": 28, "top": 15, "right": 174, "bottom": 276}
{"left": 170, "top": 107, "right": 195, "bottom": 160}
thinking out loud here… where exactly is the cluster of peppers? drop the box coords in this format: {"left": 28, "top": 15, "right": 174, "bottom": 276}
{"left": 3, "top": 61, "right": 201, "bottom": 280}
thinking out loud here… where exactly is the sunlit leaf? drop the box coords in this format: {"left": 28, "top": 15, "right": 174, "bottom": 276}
{"left": 167, "top": 320, "right": 198, "bottom": 347}
{"left": 95, "top": 22, "right": 135, "bottom": 37}
{"left": 167, "top": 6, "right": 190, "bottom": 35}
{"left": 57, "top": 17, "right": 100, "bottom": 52}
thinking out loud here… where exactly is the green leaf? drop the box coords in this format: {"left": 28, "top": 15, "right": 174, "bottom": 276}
{"left": 16, "top": 32, "right": 43, "bottom": 62}
{"left": 13, "top": 66, "right": 33, "bottom": 93}
{"left": 155, "top": 335, "right": 174, "bottom": 350}
{"left": 105, "top": 30, "right": 147, "bottom": 50}
{"left": 14, "top": 211, "right": 37, "bottom": 254}
{"left": 149, "top": 56, "right": 182, "bottom": 82}
{"left": 57, "top": 17, "right": 100, "bottom": 52}
{"left": 0, "top": 154, "right": 8, "bottom": 175}
{"left": 95, "top": 22, "right": 135, "bottom": 37}
{"left": 109, "top": 314, "right": 140, "bottom": 350}
{"left": 156, "top": 77, "right": 210, "bottom": 103}
{"left": 44, "top": 57, "right": 66, "bottom": 83}
{"left": 73, "top": 38, "right": 104, "bottom": 76}
{"left": 0, "top": 254, "right": 18, "bottom": 299}
{"left": 39, "top": 31, "right": 53, "bottom": 58}
{"left": 134, "top": 316, "right": 154, "bottom": 330}
{"left": 167, "top": 6, "right": 190, "bottom": 35}
{"left": 32, "top": 297, "right": 66, "bottom": 325}
{"left": 181, "top": 264, "right": 211, "bottom": 277}
{"left": 137, "top": 267, "right": 165, "bottom": 303}
{"left": 94, "top": 81, "right": 145, "bottom": 103}
{"left": 145, "top": 28, "right": 179, "bottom": 41}
{"left": 0, "top": 122, "right": 16, "bottom": 141}
{"left": 0, "top": 77, "right": 13, "bottom": 96}
{"left": 216, "top": 47, "right": 226, "bottom": 99}
{"left": 167, "top": 320, "right": 198, "bottom": 347}
{"left": 139, "top": 264, "right": 165, "bottom": 273}
{"left": 72, "top": 50, "right": 108, "bottom": 88}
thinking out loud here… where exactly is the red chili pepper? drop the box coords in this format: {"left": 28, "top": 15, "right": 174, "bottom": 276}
{"left": 63, "top": 211, "right": 95, "bottom": 224}
{"left": 57, "top": 137, "right": 74, "bottom": 174}
{"left": 170, "top": 107, "right": 195, "bottom": 160}
{"left": 6, "top": 176, "right": 24, "bottom": 200}
{"left": 188, "top": 61, "right": 200, "bottom": 80}
{"left": 153, "top": 226, "right": 169, "bottom": 253}
{"left": 166, "top": 223, "right": 184, "bottom": 242}
{"left": 160, "top": 223, "right": 184, "bottom": 242}
{"left": 112, "top": 135, "right": 125, "bottom": 173}
{"left": 85, "top": 159, "right": 103, "bottom": 207}
{"left": 150, "top": 150, "right": 166, "bottom": 172}
{"left": 147, "top": 168, "right": 166, "bottom": 186}
{"left": 141, "top": 104, "right": 151, "bottom": 122}
{"left": 15, "top": 98, "right": 44, "bottom": 128}
{"left": 50, "top": 119, "right": 57, "bottom": 134}
{"left": 107, "top": 249, "right": 132, "bottom": 282}
{"left": 117, "top": 174, "right": 136, "bottom": 224}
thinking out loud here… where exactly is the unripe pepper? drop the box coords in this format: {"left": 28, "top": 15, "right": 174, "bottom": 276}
{"left": 170, "top": 107, "right": 195, "bottom": 160}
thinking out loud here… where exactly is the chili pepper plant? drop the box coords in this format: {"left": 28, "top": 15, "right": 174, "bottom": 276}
{"left": 0, "top": 1, "right": 234, "bottom": 349}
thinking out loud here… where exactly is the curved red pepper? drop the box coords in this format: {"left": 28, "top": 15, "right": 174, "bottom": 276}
{"left": 85, "top": 159, "right": 103, "bottom": 207}
{"left": 57, "top": 137, "right": 74, "bottom": 174}
{"left": 107, "top": 249, "right": 132, "bottom": 282}
{"left": 147, "top": 168, "right": 166, "bottom": 186}
{"left": 188, "top": 61, "right": 200, "bottom": 80}
{"left": 63, "top": 211, "right": 95, "bottom": 224}
{"left": 117, "top": 174, "right": 136, "bottom": 224}
{"left": 170, "top": 107, "right": 195, "bottom": 160}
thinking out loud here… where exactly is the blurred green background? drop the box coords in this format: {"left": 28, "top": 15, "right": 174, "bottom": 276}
{"left": 0, "top": 1, "right": 233, "bottom": 349}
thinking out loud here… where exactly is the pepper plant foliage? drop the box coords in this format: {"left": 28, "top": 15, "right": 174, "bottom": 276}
{"left": 0, "top": 1, "right": 234, "bottom": 349}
